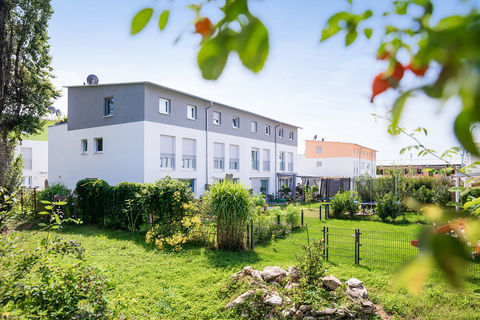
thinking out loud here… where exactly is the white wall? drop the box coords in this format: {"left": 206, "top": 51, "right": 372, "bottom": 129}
{"left": 297, "top": 155, "right": 376, "bottom": 177}
{"left": 15, "top": 140, "right": 48, "bottom": 189}
{"left": 48, "top": 122, "right": 145, "bottom": 189}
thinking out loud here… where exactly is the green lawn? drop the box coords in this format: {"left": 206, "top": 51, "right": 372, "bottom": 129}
{"left": 15, "top": 211, "right": 480, "bottom": 319}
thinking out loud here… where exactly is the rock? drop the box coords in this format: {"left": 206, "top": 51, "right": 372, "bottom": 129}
{"left": 319, "top": 308, "right": 336, "bottom": 316}
{"left": 338, "top": 306, "right": 355, "bottom": 318}
{"left": 264, "top": 294, "right": 283, "bottom": 306}
{"left": 346, "top": 278, "right": 363, "bottom": 288}
{"left": 225, "top": 290, "right": 255, "bottom": 309}
{"left": 242, "top": 266, "right": 263, "bottom": 282}
{"left": 288, "top": 266, "right": 301, "bottom": 281}
{"left": 359, "top": 299, "right": 375, "bottom": 314}
{"left": 321, "top": 275, "right": 342, "bottom": 290}
{"left": 347, "top": 285, "right": 368, "bottom": 299}
{"left": 299, "top": 304, "right": 312, "bottom": 313}
{"left": 282, "top": 308, "right": 295, "bottom": 317}
{"left": 260, "top": 266, "right": 287, "bottom": 282}
{"left": 285, "top": 281, "right": 299, "bottom": 291}
{"left": 303, "top": 317, "right": 316, "bottom": 320}
{"left": 294, "top": 310, "right": 303, "bottom": 318}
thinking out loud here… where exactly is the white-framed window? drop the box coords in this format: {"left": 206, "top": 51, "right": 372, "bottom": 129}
{"left": 263, "top": 149, "right": 270, "bottom": 171}
{"left": 187, "top": 105, "right": 197, "bottom": 120}
{"left": 214, "top": 142, "right": 225, "bottom": 170}
{"left": 81, "top": 139, "right": 88, "bottom": 154}
{"left": 279, "top": 152, "right": 285, "bottom": 171}
{"left": 288, "top": 131, "right": 294, "bottom": 140}
{"left": 94, "top": 138, "right": 103, "bottom": 153}
{"left": 287, "top": 152, "right": 294, "bottom": 172}
{"left": 232, "top": 116, "right": 240, "bottom": 129}
{"left": 250, "top": 121, "right": 257, "bottom": 133}
{"left": 229, "top": 144, "right": 239, "bottom": 171}
{"left": 213, "top": 111, "right": 221, "bottom": 125}
{"left": 316, "top": 146, "right": 322, "bottom": 154}
{"left": 104, "top": 97, "right": 114, "bottom": 116}
{"left": 278, "top": 128, "right": 284, "bottom": 138}
{"left": 159, "top": 97, "right": 171, "bottom": 115}
{"left": 20, "top": 147, "right": 32, "bottom": 170}
{"left": 22, "top": 176, "right": 32, "bottom": 188}
{"left": 182, "top": 138, "right": 196, "bottom": 170}
{"left": 251, "top": 148, "right": 259, "bottom": 171}
{"left": 265, "top": 125, "right": 271, "bottom": 135}
{"left": 160, "top": 135, "right": 175, "bottom": 169}
{"left": 316, "top": 161, "right": 322, "bottom": 167}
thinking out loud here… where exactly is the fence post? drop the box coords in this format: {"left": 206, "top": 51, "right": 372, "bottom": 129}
{"left": 277, "top": 214, "right": 280, "bottom": 225}
{"left": 250, "top": 219, "right": 254, "bottom": 250}
{"left": 301, "top": 209, "right": 304, "bottom": 226}
{"left": 322, "top": 226, "right": 326, "bottom": 259}
{"left": 354, "top": 229, "right": 361, "bottom": 265}
{"left": 326, "top": 227, "right": 329, "bottom": 261}
{"left": 306, "top": 224, "right": 310, "bottom": 246}
{"left": 325, "top": 203, "right": 329, "bottom": 220}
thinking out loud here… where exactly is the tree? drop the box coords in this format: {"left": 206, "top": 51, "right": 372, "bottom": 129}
{"left": 0, "top": 0, "right": 58, "bottom": 190}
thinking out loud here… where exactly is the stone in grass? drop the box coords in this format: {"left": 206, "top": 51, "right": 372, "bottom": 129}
{"left": 359, "top": 299, "right": 375, "bottom": 314}
{"left": 311, "top": 307, "right": 336, "bottom": 316}
{"left": 287, "top": 266, "right": 301, "bottom": 281}
{"left": 347, "top": 285, "right": 368, "bottom": 299}
{"left": 321, "top": 275, "right": 342, "bottom": 290}
{"left": 346, "top": 278, "right": 363, "bottom": 288}
{"left": 242, "top": 266, "right": 263, "bottom": 282}
{"left": 264, "top": 294, "right": 283, "bottom": 306}
{"left": 260, "top": 266, "right": 287, "bottom": 282}
{"left": 225, "top": 290, "right": 255, "bottom": 309}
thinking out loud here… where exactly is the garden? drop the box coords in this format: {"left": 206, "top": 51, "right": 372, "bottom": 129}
{"left": 1, "top": 175, "right": 480, "bottom": 319}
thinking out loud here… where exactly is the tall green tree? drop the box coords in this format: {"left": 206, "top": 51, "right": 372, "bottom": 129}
{"left": 0, "top": 0, "right": 58, "bottom": 190}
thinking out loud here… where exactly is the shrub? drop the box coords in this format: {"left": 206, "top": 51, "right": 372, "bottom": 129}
{"left": 204, "top": 181, "right": 253, "bottom": 250}
{"left": 412, "top": 185, "right": 434, "bottom": 204}
{"left": 252, "top": 194, "right": 266, "bottom": 207}
{"left": 295, "top": 239, "right": 325, "bottom": 286}
{"left": 330, "top": 191, "right": 360, "bottom": 218}
{"left": 38, "top": 182, "right": 70, "bottom": 202}
{"left": 74, "top": 179, "right": 111, "bottom": 225}
{"left": 459, "top": 186, "right": 480, "bottom": 204}
{"left": 283, "top": 204, "right": 300, "bottom": 228}
{"left": 432, "top": 178, "right": 452, "bottom": 207}
{"left": 376, "top": 192, "right": 402, "bottom": 222}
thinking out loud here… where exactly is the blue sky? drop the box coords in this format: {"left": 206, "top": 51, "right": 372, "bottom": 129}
{"left": 48, "top": 0, "right": 474, "bottom": 161}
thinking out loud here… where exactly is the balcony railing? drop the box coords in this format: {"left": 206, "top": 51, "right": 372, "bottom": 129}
{"left": 182, "top": 155, "right": 196, "bottom": 169}
{"left": 229, "top": 159, "right": 239, "bottom": 170}
{"left": 288, "top": 162, "right": 293, "bottom": 172}
{"left": 263, "top": 161, "right": 270, "bottom": 171}
{"left": 160, "top": 153, "right": 175, "bottom": 169}
{"left": 214, "top": 157, "right": 224, "bottom": 170}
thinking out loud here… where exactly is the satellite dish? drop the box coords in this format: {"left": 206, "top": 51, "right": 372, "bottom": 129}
{"left": 47, "top": 106, "right": 55, "bottom": 114}
{"left": 313, "top": 135, "right": 317, "bottom": 141}
{"left": 55, "top": 109, "right": 62, "bottom": 117}
{"left": 86, "top": 74, "right": 99, "bottom": 85}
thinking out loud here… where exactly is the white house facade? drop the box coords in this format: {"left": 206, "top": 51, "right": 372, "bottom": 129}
{"left": 16, "top": 139, "right": 48, "bottom": 189}
{"left": 49, "top": 82, "right": 299, "bottom": 196}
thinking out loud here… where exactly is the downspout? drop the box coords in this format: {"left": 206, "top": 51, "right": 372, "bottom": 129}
{"left": 274, "top": 123, "right": 280, "bottom": 196}
{"left": 205, "top": 102, "right": 212, "bottom": 192}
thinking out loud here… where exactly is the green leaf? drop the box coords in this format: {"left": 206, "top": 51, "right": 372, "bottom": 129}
{"left": 38, "top": 222, "right": 47, "bottom": 227}
{"left": 391, "top": 90, "right": 412, "bottom": 129}
{"left": 45, "top": 205, "right": 52, "bottom": 210}
{"left": 345, "top": 30, "right": 358, "bottom": 46}
{"left": 51, "top": 225, "right": 59, "bottom": 230}
{"left": 321, "top": 12, "right": 349, "bottom": 41}
{"left": 159, "top": 10, "right": 169, "bottom": 31}
{"left": 236, "top": 18, "right": 269, "bottom": 73}
{"left": 54, "top": 201, "right": 67, "bottom": 206}
{"left": 38, "top": 211, "right": 49, "bottom": 215}
{"left": 454, "top": 111, "right": 479, "bottom": 156}
{"left": 40, "top": 200, "right": 51, "bottom": 205}
{"left": 364, "top": 28, "right": 372, "bottom": 39}
{"left": 197, "top": 36, "right": 229, "bottom": 80}
{"left": 131, "top": 8, "right": 154, "bottom": 35}
{"left": 394, "top": 1, "right": 409, "bottom": 15}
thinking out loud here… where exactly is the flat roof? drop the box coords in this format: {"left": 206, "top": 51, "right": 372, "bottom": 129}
{"left": 65, "top": 81, "right": 302, "bottom": 129}
{"left": 304, "top": 140, "right": 378, "bottom": 152}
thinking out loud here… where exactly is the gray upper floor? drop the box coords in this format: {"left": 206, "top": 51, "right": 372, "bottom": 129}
{"left": 66, "top": 82, "right": 299, "bottom": 146}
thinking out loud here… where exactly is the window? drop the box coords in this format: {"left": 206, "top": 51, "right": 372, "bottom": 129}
{"left": 187, "top": 105, "right": 197, "bottom": 120}
{"left": 94, "top": 138, "right": 103, "bottom": 153}
{"left": 81, "top": 139, "right": 88, "bottom": 154}
{"left": 229, "top": 145, "right": 239, "bottom": 170}
{"left": 260, "top": 179, "right": 269, "bottom": 195}
{"left": 265, "top": 125, "right": 271, "bottom": 135}
{"left": 213, "top": 111, "right": 221, "bottom": 125}
{"left": 279, "top": 152, "right": 285, "bottom": 171}
{"left": 20, "top": 147, "right": 32, "bottom": 170}
{"left": 250, "top": 121, "right": 257, "bottom": 133}
{"left": 353, "top": 148, "right": 355, "bottom": 154}
{"left": 232, "top": 116, "right": 240, "bottom": 129}
{"left": 316, "top": 161, "right": 322, "bottom": 167}
{"left": 182, "top": 138, "right": 196, "bottom": 169}
{"left": 104, "top": 97, "right": 114, "bottom": 116}
{"left": 288, "top": 131, "right": 294, "bottom": 140}
{"left": 263, "top": 149, "right": 270, "bottom": 171}
{"left": 160, "top": 135, "right": 175, "bottom": 169}
{"left": 22, "top": 176, "right": 32, "bottom": 188}
{"left": 316, "top": 146, "right": 322, "bottom": 154}
{"left": 159, "top": 97, "right": 171, "bottom": 115}
{"left": 180, "top": 179, "right": 195, "bottom": 193}
{"left": 287, "top": 152, "right": 294, "bottom": 172}
{"left": 278, "top": 128, "right": 284, "bottom": 138}
{"left": 213, "top": 142, "right": 224, "bottom": 170}
{"left": 251, "top": 148, "right": 259, "bottom": 171}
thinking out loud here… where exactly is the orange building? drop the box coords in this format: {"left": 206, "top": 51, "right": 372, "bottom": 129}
{"left": 298, "top": 140, "right": 377, "bottom": 177}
